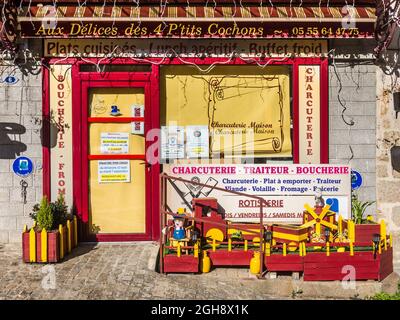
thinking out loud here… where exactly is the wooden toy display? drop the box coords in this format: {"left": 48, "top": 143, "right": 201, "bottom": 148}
{"left": 160, "top": 197, "right": 394, "bottom": 281}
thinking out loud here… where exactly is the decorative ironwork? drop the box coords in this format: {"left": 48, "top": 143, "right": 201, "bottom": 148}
{"left": 0, "top": 0, "right": 18, "bottom": 52}
{"left": 375, "top": 0, "right": 400, "bottom": 54}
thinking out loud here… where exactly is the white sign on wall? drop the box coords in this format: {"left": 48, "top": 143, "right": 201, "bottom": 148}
{"left": 164, "top": 164, "right": 351, "bottom": 224}
{"left": 100, "top": 132, "right": 129, "bottom": 154}
{"left": 98, "top": 160, "right": 130, "bottom": 183}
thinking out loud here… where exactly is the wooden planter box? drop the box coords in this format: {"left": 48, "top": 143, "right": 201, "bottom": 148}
{"left": 355, "top": 223, "right": 381, "bottom": 243}
{"left": 163, "top": 255, "right": 199, "bottom": 273}
{"left": 303, "top": 248, "right": 393, "bottom": 281}
{"left": 22, "top": 217, "right": 78, "bottom": 263}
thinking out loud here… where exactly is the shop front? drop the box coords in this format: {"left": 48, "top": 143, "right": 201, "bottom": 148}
{"left": 15, "top": 1, "right": 377, "bottom": 243}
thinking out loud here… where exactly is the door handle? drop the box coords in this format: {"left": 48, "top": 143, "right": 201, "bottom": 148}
{"left": 140, "top": 162, "right": 152, "bottom": 169}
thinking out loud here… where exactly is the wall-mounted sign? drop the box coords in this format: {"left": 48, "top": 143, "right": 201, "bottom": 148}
{"left": 131, "top": 104, "right": 144, "bottom": 135}
{"left": 351, "top": 170, "right": 363, "bottom": 190}
{"left": 186, "top": 125, "right": 209, "bottom": 158}
{"left": 44, "top": 39, "right": 328, "bottom": 58}
{"left": 161, "top": 126, "right": 185, "bottom": 159}
{"left": 298, "top": 65, "right": 321, "bottom": 164}
{"left": 100, "top": 132, "right": 129, "bottom": 154}
{"left": 12, "top": 156, "right": 34, "bottom": 177}
{"left": 164, "top": 164, "right": 351, "bottom": 224}
{"left": 50, "top": 64, "right": 73, "bottom": 207}
{"left": 98, "top": 160, "right": 130, "bottom": 183}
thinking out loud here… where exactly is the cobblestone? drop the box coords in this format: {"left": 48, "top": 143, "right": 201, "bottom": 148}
{"left": 0, "top": 243, "right": 283, "bottom": 300}
{"left": 0, "top": 243, "right": 396, "bottom": 300}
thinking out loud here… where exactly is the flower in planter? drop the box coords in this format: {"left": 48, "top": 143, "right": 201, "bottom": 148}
{"left": 351, "top": 193, "right": 375, "bottom": 224}
{"left": 30, "top": 194, "right": 70, "bottom": 231}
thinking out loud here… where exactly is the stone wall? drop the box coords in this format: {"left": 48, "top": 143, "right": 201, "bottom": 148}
{"left": 0, "top": 40, "right": 43, "bottom": 243}
{"left": 376, "top": 66, "right": 400, "bottom": 273}
{"left": 328, "top": 39, "right": 377, "bottom": 214}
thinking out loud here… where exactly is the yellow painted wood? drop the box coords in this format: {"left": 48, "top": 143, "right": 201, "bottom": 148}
{"left": 177, "top": 243, "right": 181, "bottom": 257}
{"left": 73, "top": 216, "right": 78, "bottom": 248}
{"left": 227, "top": 228, "right": 261, "bottom": 236}
{"left": 338, "top": 215, "right": 343, "bottom": 234}
{"left": 41, "top": 229, "right": 47, "bottom": 263}
{"left": 299, "top": 243, "right": 303, "bottom": 257}
{"left": 212, "top": 239, "right": 216, "bottom": 252}
{"left": 250, "top": 252, "right": 261, "bottom": 275}
{"left": 244, "top": 240, "right": 248, "bottom": 252}
{"left": 201, "top": 251, "right": 211, "bottom": 273}
{"left": 390, "top": 234, "right": 393, "bottom": 247}
{"left": 302, "top": 242, "right": 307, "bottom": 256}
{"left": 194, "top": 243, "right": 198, "bottom": 258}
{"left": 380, "top": 220, "right": 386, "bottom": 241}
{"left": 59, "top": 224, "right": 64, "bottom": 259}
{"left": 29, "top": 228, "right": 36, "bottom": 262}
{"left": 272, "top": 231, "right": 308, "bottom": 242}
{"left": 23, "top": 225, "right": 27, "bottom": 233}
{"left": 348, "top": 220, "right": 355, "bottom": 242}
{"left": 350, "top": 242, "right": 354, "bottom": 256}
{"left": 228, "top": 238, "right": 232, "bottom": 252}
{"left": 326, "top": 242, "right": 330, "bottom": 257}
{"left": 283, "top": 243, "right": 287, "bottom": 256}
{"left": 265, "top": 243, "right": 271, "bottom": 257}
{"left": 67, "top": 220, "right": 72, "bottom": 253}
{"left": 378, "top": 241, "right": 382, "bottom": 255}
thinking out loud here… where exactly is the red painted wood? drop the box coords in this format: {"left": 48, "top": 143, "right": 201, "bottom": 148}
{"left": 355, "top": 224, "right": 381, "bottom": 243}
{"left": 87, "top": 154, "right": 146, "bottom": 160}
{"left": 36, "top": 232, "right": 42, "bottom": 263}
{"left": 22, "top": 232, "right": 30, "bottom": 263}
{"left": 163, "top": 255, "right": 199, "bottom": 273}
{"left": 320, "top": 58, "right": 329, "bottom": 163}
{"left": 42, "top": 64, "right": 51, "bottom": 199}
{"left": 208, "top": 250, "right": 253, "bottom": 266}
{"left": 292, "top": 60, "right": 299, "bottom": 164}
{"left": 47, "top": 231, "right": 60, "bottom": 263}
{"left": 88, "top": 117, "right": 145, "bottom": 123}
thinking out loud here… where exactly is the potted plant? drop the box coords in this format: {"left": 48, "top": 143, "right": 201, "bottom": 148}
{"left": 22, "top": 194, "right": 78, "bottom": 263}
{"left": 351, "top": 193, "right": 380, "bottom": 243}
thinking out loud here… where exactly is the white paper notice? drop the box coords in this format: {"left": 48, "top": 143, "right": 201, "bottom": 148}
{"left": 161, "top": 126, "right": 185, "bottom": 159}
{"left": 186, "top": 125, "right": 209, "bottom": 158}
{"left": 131, "top": 104, "right": 145, "bottom": 135}
{"left": 98, "top": 160, "right": 130, "bottom": 183}
{"left": 100, "top": 132, "right": 129, "bottom": 154}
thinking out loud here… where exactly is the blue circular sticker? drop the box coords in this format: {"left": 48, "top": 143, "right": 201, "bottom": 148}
{"left": 351, "top": 170, "right": 362, "bottom": 190}
{"left": 12, "top": 157, "right": 34, "bottom": 177}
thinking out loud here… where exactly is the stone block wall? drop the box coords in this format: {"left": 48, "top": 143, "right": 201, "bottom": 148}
{"left": 376, "top": 67, "right": 400, "bottom": 273}
{"left": 0, "top": 41, "right": 43, "bottom": 243}
{"left": 328, "top": 39, "right": 377, "bottom": 214}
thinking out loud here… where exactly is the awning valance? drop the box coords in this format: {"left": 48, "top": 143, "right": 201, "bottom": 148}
{"left": 18, "top": 5, "right": 376, "bottom": 38}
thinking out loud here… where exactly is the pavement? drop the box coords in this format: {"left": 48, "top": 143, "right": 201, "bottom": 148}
{"left": 0, "top": 242, "right": 398, "bottom": 300}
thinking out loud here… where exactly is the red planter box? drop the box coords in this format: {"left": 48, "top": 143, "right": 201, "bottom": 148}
{"left": 355, "top": 224, "right": 380, "bottom": 243}
{"left": 303, "top": 248, "right": 393, "bottom": 281}
{"left": 208, "top": 250, "right": 254, "bottom": 266}
{"left": 163, "top": 255, "right": 199, "bottom": 273}
{"left": 22, "top": 230, "right": 60, "bottom": 263}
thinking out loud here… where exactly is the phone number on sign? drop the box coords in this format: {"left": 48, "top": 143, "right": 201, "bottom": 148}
{"left": 291, "top": 27, "right": 360, "bottom": 36}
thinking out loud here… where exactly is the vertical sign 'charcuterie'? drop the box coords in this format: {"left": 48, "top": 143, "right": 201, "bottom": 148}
{"left": 299, "top": 65, "right": 321, "bottom": 163}
{"left": 50, "top": 65, "right": 73, "bottom": 207}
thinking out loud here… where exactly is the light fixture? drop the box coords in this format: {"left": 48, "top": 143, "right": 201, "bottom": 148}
{"left": 391, "top": 146, "right": 400, "bottom": 173}
{"left": 392, "top": 92, "right": 400, "bottom": 119}
{"left": 324, "top": 228, "right": 330, "bottom": 243}
{"left": 264, "top": 230, "right": 272, "bottom": 243}
{"left": 372, "top": 233, "right": 381, "bottom": 259}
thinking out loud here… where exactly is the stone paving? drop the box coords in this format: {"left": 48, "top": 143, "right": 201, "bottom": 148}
{"left": 0, "top": 242, "right": 397, "bottom": 300}
{"left": 0, "top": 242, "right": 284, "bottom": 300}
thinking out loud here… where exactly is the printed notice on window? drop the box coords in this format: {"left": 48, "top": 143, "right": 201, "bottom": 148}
{"left": 100, "top": 132, "right": 129, "bottom": 154}
{"left": 98, "top": 160, "right": 130, "bottom": 183}
{"left": 161, "top": 126, "right": 185, "bottom": 159}
{"left": 186, "top": 125, "right": 209, "bottom": 158}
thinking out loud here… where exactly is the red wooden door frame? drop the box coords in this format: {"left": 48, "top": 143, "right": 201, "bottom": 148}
{"left": 77, "top": 72, "right": 156, "bottom": 241}
{"left": 43, "top": 56, "right": 328, "bottom": 242}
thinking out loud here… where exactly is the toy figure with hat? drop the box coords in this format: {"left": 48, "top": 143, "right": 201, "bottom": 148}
{"left": 172, "top": 208, "right": 187, "bottom": 240}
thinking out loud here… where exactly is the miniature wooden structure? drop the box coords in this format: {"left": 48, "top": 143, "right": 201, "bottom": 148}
{"left": 159, "top": 173, "right": 394, "bottom": 281}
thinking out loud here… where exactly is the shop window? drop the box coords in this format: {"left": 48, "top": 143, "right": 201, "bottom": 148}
{"left": 160, "top": 65, "right": 293, "bottom": 164}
